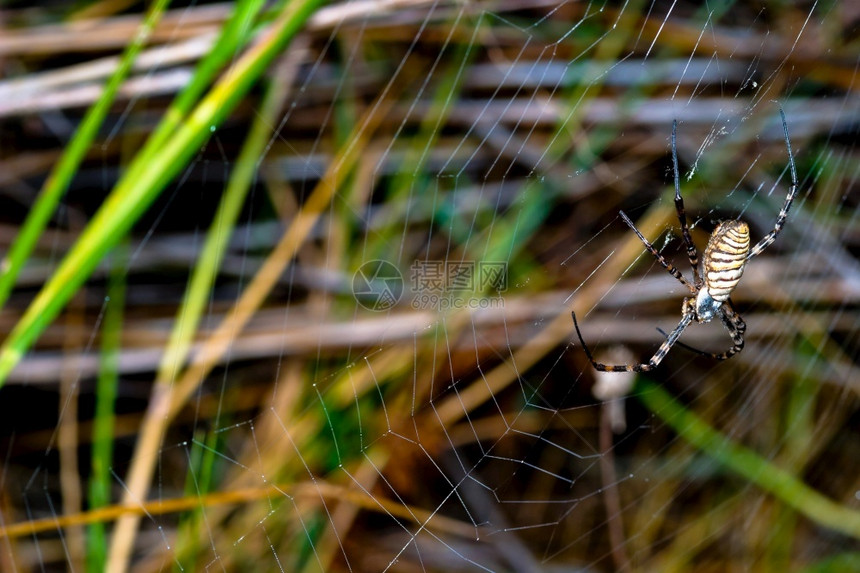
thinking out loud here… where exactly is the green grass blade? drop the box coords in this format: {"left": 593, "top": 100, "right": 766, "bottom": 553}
{"left": 157, "top": 67, "right": 293, "bottom": 384}
{"left": 800, "top": 553, "right": 860, "bottom": 573}
{"left": 636, "top": 379, "right": 860, "bottom": 539}
{"left": 173, "top": 430, "right": 219, "bottom": 570}
{"left": 0, "top": 0, "right": 170, "bottom": 309}
{"left": 86, "top": 245, "right": 127, "bottom": 573}
{"left": 0, "top": 0, "right": 325, "bottom": 385}
{"left": 139, "top": 0, "right": 268, "bottom": 161}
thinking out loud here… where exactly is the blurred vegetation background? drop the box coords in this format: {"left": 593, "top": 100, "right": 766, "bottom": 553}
{"left": 0, "top": 0, "right": 857, "bottom": 571}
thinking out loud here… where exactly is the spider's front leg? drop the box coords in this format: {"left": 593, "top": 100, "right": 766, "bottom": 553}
{"left": 657, "top": 300, "right": 746, "bottom": 361}
{"left": 571, "top": 309, "right": 695, "bottom": 373}
{"left": 712, "top": 301, "right": 746, "bottom": 360}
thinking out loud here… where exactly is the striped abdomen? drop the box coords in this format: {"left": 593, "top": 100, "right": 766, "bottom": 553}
{"left": 702, "top": 220, "right": 750, "bottom": 302}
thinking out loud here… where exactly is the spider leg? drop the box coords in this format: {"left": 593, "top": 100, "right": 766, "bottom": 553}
{"left": 709, "top": 301, "right": 746, "bottom": 360}
{"left": 748, "top": 106, "right": 798, "bottom": 259}
{"left": 657, "top": 301, "right": 746, "bottom": 360}
{"left": 619, "top": 210, "right": 696, "bottom": 294}
{"left": 671, "top": 119, "right": 702, "bottom": 287}
{"left": 572, "top": 310, "right": 693, "bottom": 372}
{"left": 656, "top": 326, "right": 711, "bottom": 356}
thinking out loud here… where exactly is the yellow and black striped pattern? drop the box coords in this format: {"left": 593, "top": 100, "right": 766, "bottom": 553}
{"left": 573, "top": 108, "right": 795, "bottom": 373}
{"left": 702, "top": 221, "right": 750, "bottom": 301}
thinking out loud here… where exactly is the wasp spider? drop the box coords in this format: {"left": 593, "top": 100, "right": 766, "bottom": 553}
{"left": 572, "top": 107, "right": 798, "bottom": 372}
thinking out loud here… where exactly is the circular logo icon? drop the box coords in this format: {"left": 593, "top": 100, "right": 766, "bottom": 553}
{"left": 352, "top": 260, "right": 403, "bottom": 311}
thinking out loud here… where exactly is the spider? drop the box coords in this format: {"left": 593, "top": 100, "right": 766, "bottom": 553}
{"left": 572, "top": 107, "right": 798, "bottom": 372}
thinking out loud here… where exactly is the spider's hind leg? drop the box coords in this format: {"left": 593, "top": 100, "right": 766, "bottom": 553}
{"left": 619, "top": 211, "right": 696, "bottom": 294}
{"left": 671, "top": 119, "right": 702, "bottom": 287}
{"left": 747, "top": 106, "right": 799, "bottom": 260}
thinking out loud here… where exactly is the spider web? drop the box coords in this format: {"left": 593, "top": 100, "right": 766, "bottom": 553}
{"left": 0, "top": 0, "right": 859, "bottom": 571}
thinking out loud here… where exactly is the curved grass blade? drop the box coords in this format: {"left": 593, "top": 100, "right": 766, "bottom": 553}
{"left": 0, "top": 0, "right": 170, "bottom": 309}
{"left": 636, "top": 379, "right": 860, "bottom": 540}
{"left": 86, "top": 244, "right": 127, "bottom": 573}
{"left": 0, "top": 0, "right": 325, "bottom": 385}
